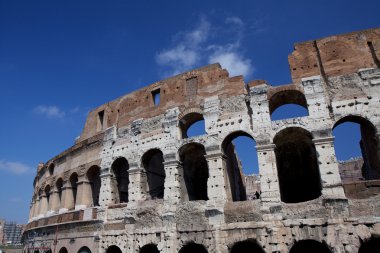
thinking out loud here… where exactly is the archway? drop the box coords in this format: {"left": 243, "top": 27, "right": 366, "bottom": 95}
{"left": 333, "top": 116, "right": 380, "bottom": 181}
{"left": 274, "top": 127, "right": 322, "bottom": 203}
{"left": 87, "top": 166, "right": 101, "bottom": 206}
{"left": 142, "top": 149, "right": 165, "bottom": 199}
{"left": 269, "top": 89, "right": 309, "bottom": 120}
{"left": 106, "top": 245, "right": 122, "bottom": 253}
{"left": 359, "top": 237, "right": 380, "bottom": 253}
{"left": 289, "top": 240, "right": 332, "bottom": 253}
{"left": 48, "top": 163, "right": 55, "bottom": 176}
{"left": 78, "top": 246, "right": 91, "bottom": 253}
{"left": 222, "top": 131, "right": 259, "bottom": 201}
{"left": 178, "top": 242, "right": 208, "bottom": 253}
{"left": 230, "top": 239, "right": 265, "bottom": 253}
{"left": 179, "top": 112, "right": 206, "bottom": 138}
{"left": 140, "top": 243, "right": 159, "bottom": 253}
{"left": 44, "top": 185, "right": 51, "bottom": 210}
{"left": 111, "top": 157, "right": 129, "bottom": 203}
{"left": 70, "top": 173, "right": 78, "bottom": 207}
{"left": 58, "top": 247, "right": 68, "bottom": 253}
{"left": 56, "top": 178, "right": 63, "bottom": 207}
{"left": 179, "top": 143, "right": 209, "bottom": 201}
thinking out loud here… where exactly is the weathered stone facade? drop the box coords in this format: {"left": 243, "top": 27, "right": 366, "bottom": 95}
{"left": 24, "top": 28, "right": 380, "bottom": 253}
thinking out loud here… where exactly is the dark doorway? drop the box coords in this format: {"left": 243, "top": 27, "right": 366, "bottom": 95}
{"left": 142, "top": 149, "right": 165, "bottom": 199}
{"left": 111, "top": 157, "right": 130, "bottom": 203}
{"left": 178, "top": 242, "right": 208, "bottom": 253}
{"left": 230, "top": 239, "right": 265, "bottom": 253}
{"left": 289, "top": 240, "right": 332, "bottom": 253}
{"left": 140, "top": 243, "right": 160, "bottom": 253}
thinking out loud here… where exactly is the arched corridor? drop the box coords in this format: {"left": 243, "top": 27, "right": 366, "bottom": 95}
{"left": 142, "top": 149, "right": 165, "bottom": 199}
{"left": 111, "top": 157, "right": 130, "bottom": 203}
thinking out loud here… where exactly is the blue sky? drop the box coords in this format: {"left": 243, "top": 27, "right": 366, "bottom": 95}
{"left": 0, "top": 0, "right": 379, "bottom": 223}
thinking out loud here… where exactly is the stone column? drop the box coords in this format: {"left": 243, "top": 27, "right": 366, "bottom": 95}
{"left": 204, "top": 152, "right": 228, "bottom": 202}
{"left": 49, "top": 186, "right": 60, "bottom": 214}
{"left": 163, "top": 157, "right": 183, "bottom": 205}
{"left": 99, "top": 171, "right": 119, "bottom": 206}
{"left": 59, "top": 181, "right": 75, "bottom": 213}
{"left": 128, "top": 163, "right": 145, "bottom": 204}
{"left": 38, "top": 193, "right": 48, "bottom": 217}
{"left": 257, "top": 144, "right": 281, "bottom": 209}
{"left": 29, "top": 200, "right": 35, "bottom": 221}
{"left": 33, "top": 198, "right": 40, "bottom": 218}
{"left": 313, "top": 136, "right": 346, "bottom": 198}
{"left": 75, "top": 175, "right": 93, "bottom": 210}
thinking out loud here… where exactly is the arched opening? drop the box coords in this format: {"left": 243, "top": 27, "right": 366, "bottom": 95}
{"left": 333, "top": 116, "right": 380, "bottom": 198}
{"left": 56, "top": 178, "right": 63, "bottom": 206}
{"left": 70, "top": 173, "right": 78, "bottom": 208}
{"left": 48, "top": 163, "right": 55, "bottom": 176}
{"left": 140, "top": 243, "right": 159, "bottom": 253}
{"left": 179, "top": 143, "right": 209, "bottom": 201}
{"left": 274, "top": 127, "right": 322, "bottom": 203}
{"left": 179, "top": 112, "right": 206, "bottom": 138}
{"left": 359, "top": 237, "right": 380, "bottom": 253}
{"left": 44, "top": 185, "right": 51, "bottom": 209}
{"left": 59, "top": 247, "right": 68, "bottom": 253}
{"left": 111, "top": 157, "right": 129, "bottom": 203}
{"left": 78, "top": 246, "right": 91, "bottom": 253}
{"left": 142, "top": 149, "right": 165, "bottom": 199}
{"left": 87, "top": 166, "right": 101, "bottom": 206}
{"left": 269, "top": 89, "right": 309, "bottom": 120}
{"left": 106, "top": 245, "right": 122, "bottom": 253}
{"left": 230, "top": 239, "right": 265, "bottom": 253}
{"left": 222, "top": 131, "right": 260, "bottom": 201}
{"left": 179, "top": 242, "right": 208, "bottom": 253}
{"left": 289, "top": 240, "right": 332, "bottom": 253}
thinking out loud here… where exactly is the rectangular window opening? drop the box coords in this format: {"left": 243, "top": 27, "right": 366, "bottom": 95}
{"left": 152, "top": 89, "right": 161, "bottom": 106}
{"left": 97, "top": 110, "right": 104, "bottom": 131}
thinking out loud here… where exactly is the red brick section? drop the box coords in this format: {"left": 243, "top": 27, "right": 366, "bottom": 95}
{"left": 289, "top": 27, "right": 380, "bottom": 83}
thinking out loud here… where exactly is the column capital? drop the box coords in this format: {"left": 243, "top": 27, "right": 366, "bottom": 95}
{"left": 163, "top": 160, "right": 181, "bottom": 167}
{"left": 204, "top": 152, "right": 226, "bottom": 160}
{"left": 312, "top": 136, "right": 335, "bottom": 144}
{"left": 256, "top": 143, "right": 276, "bottom": 151}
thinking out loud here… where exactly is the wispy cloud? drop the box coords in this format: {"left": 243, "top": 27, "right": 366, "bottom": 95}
{"left": 0, "top": 160, "right": 33, "bottom": 175}
{"left": 33, "top": 105, "right": 66, "bottom": 119}
{"left": 156, "top": 15, "right": 253, "bottom": 78}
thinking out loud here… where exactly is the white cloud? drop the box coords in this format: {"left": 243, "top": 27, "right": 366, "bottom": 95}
{"left": 33, "top": 105, "right": 65, "bottom": 119}
{"left": 156, "top": 16, "right": 253, "bottom": 78}
{"left": 0, "top": 160, "right": 33, "bottom": 175}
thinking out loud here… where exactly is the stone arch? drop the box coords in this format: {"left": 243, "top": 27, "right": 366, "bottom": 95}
{"left": 56, "top": 178, "right": 63, "bottom": 207}
{"left": 333, "top": 115, "right": 380, "bottom": 180}
{"left": 274, "top": 127, "right": 322, "bottom": 203}
{"left": 141, "top": 148, "right": 165, "bottom": 199}
{"left": 48, "top": 163, "right": 55, "bottom": 176}
{"left": 58, "top": 247, "right": 68, "bottom": 253}
{"left": 230, "top": 239, "right": 266, "bottom": 253}
{"left": 106, "top": 245, "right": 122, "bottom": 253}
{"left": 359, "top": 237, "right": 380, "bottom": 253}
{"left": 179, "top": 142, "right": 209, "bottom": 201}
{"left": 140, "top": 243, "right": 160, "bottom": 253}
{"left": 44, "top": 184, "right": 51, "bottom": 210}
{"left": 178, "top": 242, "right": 208, "bottom": 253}
{"left": 86, "top": 165, "right": 101, "bottom": 206}
{"left": 289, "top": 240, "right": 332, "bottom": 253}
{"left": 69, "top": 172, "right": 79, "bottom": 208}
{"left": 179, "top": 108, "right": 205, "bottom": 138}
{"left": 78, "top": 246, "right": 91, "bottom": 253}
{"left": 268, "top": 88, "right": 309, "bottom": 117}
{"left": 111, "top": 157, "right": 130, "bottom": 203}
{"left": 221, "top": 131, "right": 259, "bottom": 201}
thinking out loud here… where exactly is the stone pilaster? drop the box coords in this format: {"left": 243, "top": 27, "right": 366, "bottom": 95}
{"left": 59, "top": 181, "right": 75, "bottom": 213}
{"left": 75, "top": 175, "right": 93, "bottom": 210}
{"left": 204, "top": 152, "right": 228, "bottom": 202}
{"left": 99, "top": 171, "right": 118, "bottom": 207}
{"left": 257, "top": 144, "right": 281, "bottom": 207}
{"left": 313, "top": 136, "right": 346, "bottom": 199}
{"left": 163, "top": 159, "right": 183, "bottom": 205}
{"left": 33, "top": 198, "right": 40, "bottom": 218}
{"left": 128, "top": 164, "right": 145, "bottom": 204}
{"left": 49, "top": 186, "right": 60, "bottom": 214}
{"left": 39, "top": 193, "right": 48, "bottom": 217}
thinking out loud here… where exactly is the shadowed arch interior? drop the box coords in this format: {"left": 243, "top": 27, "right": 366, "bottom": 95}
{"left": 78, "top": 246, "right": 92, "bottom": 253}
{"left": 56, "top": 178, "right": 63, "bottom": 204}
{"left": 140, "top": 243, "right": 160, "bottom": 253}
{"left": 359, "top": 237, "right": 380, "bottom": 253}
{"left": 179, "top": 242, "right": 208, "bottom": 253}
{"left": 87, "top": 165, "right": 101, "bottom": 206}
{"left": 44, "top": 185, "right": 51, "bottom": 207}
{"left": 289, "top": 240, "right": 332, "bottom": 253}
{"left": 230, "top": 239, "right": 266, "bottom": 253}
{"left": 142, "top": 149, "right": 165, "bottom": 199}
{"left": 69, "top": 173, "right": 78, "bottom": 207}
{"left": 179, "top": 112, "right": 206, "bottom": 138}
{"left": 333, "top": 116, "right": 380, "bottom": 180}
{"left": 106, "top": 245, "right": 122, "bottom": 253}
{"left": 58, "top": 247, "right": 68, "bottom": 253}
{"left": 269, "top": 89, "right": 309, "bottom": 117}
{"left": 111, "top": 157, "right": 129, "bottom": 203}
{"left": 179, "top": 143, "right": 209, "bottom": 201}
{"left": 274, "top": 127, "right": 322, "bottom": 203}
{"left": 48, "top": 163, "right": 55, "bottom": 176}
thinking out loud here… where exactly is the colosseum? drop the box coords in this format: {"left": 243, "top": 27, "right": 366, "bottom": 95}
{"left": 24, "top": 28, "right": 380, "bottom": 253}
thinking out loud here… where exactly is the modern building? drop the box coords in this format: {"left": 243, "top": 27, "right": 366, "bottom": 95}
{"left": 24, "top": 28, "right": 380, "bottom": 253}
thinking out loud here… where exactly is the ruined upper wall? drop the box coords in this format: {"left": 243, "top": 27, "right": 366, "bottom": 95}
{"left": 78, "top": 64, "right": 246, "bottom": 141}
{"left": 289, "top": 27, "right": 380, "bottom": 82}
